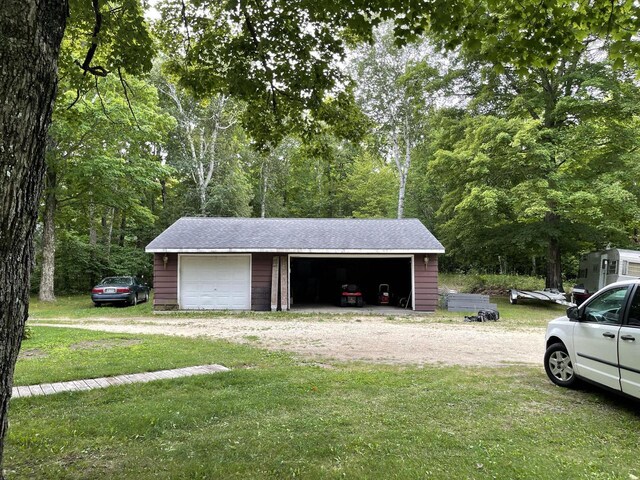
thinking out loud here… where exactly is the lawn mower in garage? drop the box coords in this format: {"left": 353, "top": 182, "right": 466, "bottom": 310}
{"left": 340, "top": 284, "right": 364, "bottom": 307}
{"left": 377, "top": 283, "right": 391, "bottom": 305}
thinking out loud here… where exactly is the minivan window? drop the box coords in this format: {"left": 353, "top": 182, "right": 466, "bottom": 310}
{"left": 582, "top": 286, "right": 629, "bottom": 325}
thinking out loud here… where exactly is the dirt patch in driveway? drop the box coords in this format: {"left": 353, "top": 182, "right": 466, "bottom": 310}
{"left": 34, "top": 315, "right": 546, "bottom": 367}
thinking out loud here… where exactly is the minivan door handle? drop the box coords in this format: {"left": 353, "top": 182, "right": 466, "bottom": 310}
{"left": 602, "top": 332, "right": 616, "bottom": 338}
{"left": 621, "top": 335, "right": 636, "bottom": 341}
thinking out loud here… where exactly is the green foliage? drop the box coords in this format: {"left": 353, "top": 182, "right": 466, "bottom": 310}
{"left": 440, "top": 273, "right": 545, "bottom": 294}
{"left": 245, "top": 134, "right": 395, "bottom": 219}
{"left": 151, "top": 0, "right": 640, "bottom": 150}
{"left": 62, "top": 0, "right": 155, "bottom": 91}
{"left": 152, "top": 69, "right": 255, "bottom": 217}
{"left": 385, "top": 0, "right": 640, "bottom": 73}
{"left": 336, "top": 150, "right": 397, "bottom": 218}
{"left": 39, "top": 54, "right": 176, "bottom": 297}
{"left": 49, "top": 231, "right": 153, "bottom": 293}
{"left": 426, "top": 59, "right": 640, "bottom": 277}
{"left": 154, "top": 0, "right": 369, "bottom": 148}
{"left": 44, "top": 0, "right": 640, "bottom": 295}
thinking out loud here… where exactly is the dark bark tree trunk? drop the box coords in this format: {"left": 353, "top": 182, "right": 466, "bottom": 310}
{"left": 119, "top": 213, "right": 126, "bottom": 247}
{"left": 160, "top": 179, "right": 167, "bottom": 207}
{"left": 0, "top": 1, "right": 67, "bottom": 475}
{"left": 545, "top": 212, "right": 563, "bottom": 291}
{"left": 39, "top": 167, "right": 58, "bottom": 301}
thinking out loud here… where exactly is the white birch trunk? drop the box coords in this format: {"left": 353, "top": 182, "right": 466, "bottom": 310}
{"left": 157, "top": 84, "right": 236, "bottom": 216}
{"left": 260, "top": 158, "right": 268, "bottom": 218}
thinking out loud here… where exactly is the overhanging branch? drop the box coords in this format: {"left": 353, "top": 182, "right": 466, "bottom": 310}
{"left": 75, "top": 0, "right": 110, "bottom": 77}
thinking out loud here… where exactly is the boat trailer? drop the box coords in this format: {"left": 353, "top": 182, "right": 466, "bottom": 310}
{"left": 509, "top": 288, "right": 575, "bottom": 307}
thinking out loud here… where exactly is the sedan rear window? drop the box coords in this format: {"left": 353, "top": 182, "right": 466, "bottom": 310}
{"left": 100, "top": 277, "right": 132, "bottom": 285}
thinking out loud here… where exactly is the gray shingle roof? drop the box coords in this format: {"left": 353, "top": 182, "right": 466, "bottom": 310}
{"left": 146, "top": 217, "right": 445, "bottom": 253}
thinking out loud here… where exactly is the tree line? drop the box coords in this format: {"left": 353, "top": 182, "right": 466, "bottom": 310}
{"left": 36, "top": 12, "right": 640, "bottom": 298}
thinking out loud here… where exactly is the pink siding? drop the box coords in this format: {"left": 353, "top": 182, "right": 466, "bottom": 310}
{"left": 153, "top": 253, "right": 178, "bottom": 310}
{"left": 414, "top": 253, "right": 439, "bottom": 312}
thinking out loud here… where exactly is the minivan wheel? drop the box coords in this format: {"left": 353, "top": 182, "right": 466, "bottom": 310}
{"left": 544, "top": 343, "right": 577, "bottom": 388}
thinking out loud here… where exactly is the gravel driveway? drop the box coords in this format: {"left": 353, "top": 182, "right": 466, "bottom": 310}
{"left": 35, "top": 315, "right": 546, "bottom": 367}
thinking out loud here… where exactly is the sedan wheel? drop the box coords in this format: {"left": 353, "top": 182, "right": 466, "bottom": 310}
{"left": 544, "top": 343, "right": 577, "bottom": 388}
{"left": 130, "top": 294, "right": 138, "bottom": 307}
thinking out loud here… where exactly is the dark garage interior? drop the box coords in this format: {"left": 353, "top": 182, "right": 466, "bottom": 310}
{"left": 290, "top": 257, "right": 413, "bottom": 308}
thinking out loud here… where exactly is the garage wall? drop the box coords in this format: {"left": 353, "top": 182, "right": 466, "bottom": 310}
{"left": 152, "top": 252, "right": 439, "bottom": 311}
{"left": 152, "top": 252, "right": 278, "bottom": 311}
{"left": 252, "top": 253, "right": 277, "bottom": 311}
{"left": 153, "top": 253, "right": 178, "bottom": 310}
{"left": 414, "top": 253, "right": 439, "bottom": 311}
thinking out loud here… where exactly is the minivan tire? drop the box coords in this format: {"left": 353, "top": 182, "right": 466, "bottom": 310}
{"left": 544, "top": 342, "right": 577, "bottom": 388}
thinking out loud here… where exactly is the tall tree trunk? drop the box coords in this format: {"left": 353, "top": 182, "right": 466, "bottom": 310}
{"left": 0, "top": 1, "right": 67, "bottom": 474}
{"left": 199, "top": 186, "right": 207, "bottom": 215}
{"left": 392, "top": 130, "right": 410, "bottom": 219}
{"left": 119, "top": 213, "right": 126, "bottom": 247}
{"left": 260, "top": 159, "right": 268, "bottom": 218}
{"left": 397, "top": 172, "right": 407, "bottom": 219}
{"left": 545, "top": 212, "right": 563, "bottom": 291}
{"left": 39, "top": 167, "right": 58, "bottom": 301}
{"left": 160, "top": 178, "right": 167, "bottom": 207}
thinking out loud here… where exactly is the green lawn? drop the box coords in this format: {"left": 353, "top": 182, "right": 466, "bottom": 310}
{"left": 29, "top": 294, "right": 155, "bottom": 319}
{"left": 7, "top": 326, "right": 640, "bottom": 479}
{"left": 14, "top": 326, "right": 286, "bottom": 386}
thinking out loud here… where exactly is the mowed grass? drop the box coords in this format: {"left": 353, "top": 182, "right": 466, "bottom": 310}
{"left": 7, "top": 326, "right": 640, "bottom": 479}
{"left": 14, "top": 326, "right": 281, "bottom": 386}
{"left": 29, "top": 294, "right": 154, "bottom": 319}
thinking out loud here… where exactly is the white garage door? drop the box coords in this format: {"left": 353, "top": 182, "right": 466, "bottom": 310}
{"left": 179, "top": 255, "right": 251, "bottom": 310}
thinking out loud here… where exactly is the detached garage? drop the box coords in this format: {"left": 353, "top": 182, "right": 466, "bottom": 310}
{"left": 146, "top": 217, "right": 445, "bottom": 312}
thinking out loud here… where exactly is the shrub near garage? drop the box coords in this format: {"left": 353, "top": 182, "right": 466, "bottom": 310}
{"left": 440, "top": 273, "right": 546, "bottom": 295}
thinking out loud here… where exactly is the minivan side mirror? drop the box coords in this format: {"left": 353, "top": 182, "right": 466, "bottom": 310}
{"left": 567, "top": 306, "right": 581, "bottom": 321}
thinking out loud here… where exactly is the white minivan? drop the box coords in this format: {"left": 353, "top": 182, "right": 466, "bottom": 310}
{"left": 544, "top": 280, "right": 640, "bottom": 399}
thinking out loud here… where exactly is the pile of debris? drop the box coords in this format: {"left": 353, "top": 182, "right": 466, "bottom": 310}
{"left": 464, "top": 309, "right": 500, "bottom": 322}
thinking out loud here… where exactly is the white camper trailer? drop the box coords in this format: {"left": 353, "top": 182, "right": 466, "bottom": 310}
{"left": 576, "top": 248, "right": 640, "bottom": 292}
